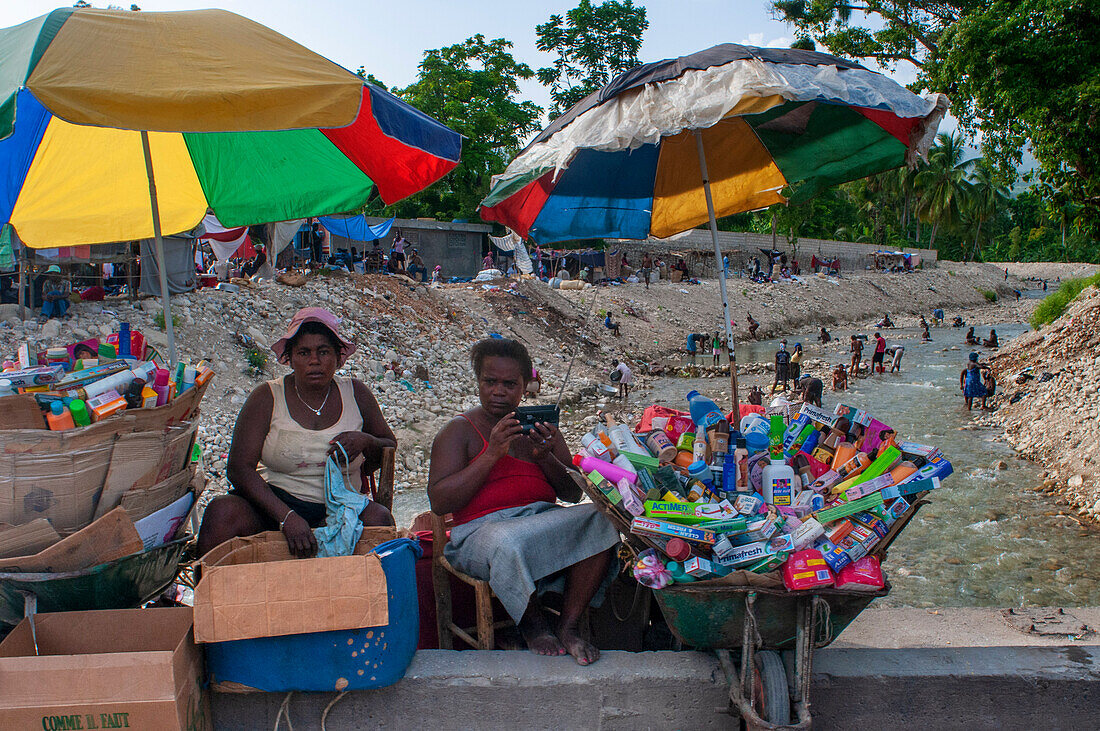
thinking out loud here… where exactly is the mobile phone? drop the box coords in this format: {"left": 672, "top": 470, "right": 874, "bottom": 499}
{"left": 515, "top": 405, "right": 560, "bottom": 433}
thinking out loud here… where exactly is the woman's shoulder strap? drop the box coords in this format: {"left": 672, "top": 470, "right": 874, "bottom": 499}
{"left": 458, "top": 413, "right": 489, "bottom": 446}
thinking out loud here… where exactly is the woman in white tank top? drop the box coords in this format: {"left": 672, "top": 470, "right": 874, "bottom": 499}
{"left": 197, "top": 308, "right": 396, "bottom": 557}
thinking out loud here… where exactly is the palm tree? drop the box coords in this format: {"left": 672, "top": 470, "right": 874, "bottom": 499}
{"left": 915, "top": 132, "right": 970, "bottom": 250}
{"left": 963, "top": 160, "right": 1010, "bottom": 262}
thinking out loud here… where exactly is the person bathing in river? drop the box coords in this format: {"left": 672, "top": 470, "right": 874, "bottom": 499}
{"left": 818, "top": 327, "right": 831, "bottom": 344}
{"left": 921, "top": 323, "right": 932, "bottom": 342}
{"left": 832, "top": 363, "right": 848, "bottom": 392}
{"left": 795, "top": 375, "right": 823, "bottom": 407}
{"left": 960, "top": 352, "right": 988, "bottom": 411}
{"left": 771, "top": 340, "right": 791, "bottom": 394}
{"left": 746, "top": 314, "right": 760, "bottom": 339}
{"left": 197, "top": 308, "right": 395, "bottom": 557}
{"left": 889, "top": 344, "right": 905, "bottom": 373}
{"left": 428, "top": 339, "right": 619, "bottom": 665}
{"left": 984, "top": 329, "right": 999, "bottom": 348}
{"left": 848, "top": 335, "right": 863, "bottom": 377}
{"left": 965, "top": 327, "right": 978, "bottom": 345}
{"left": 872, "top": 332, "right": 887, "bottom": 374}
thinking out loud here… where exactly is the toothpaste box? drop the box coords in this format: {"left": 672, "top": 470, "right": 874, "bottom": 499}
{"left": 815, "top": 492, "right": 884, "bottom": 523}
{"left": 898, "top": 456, "right": 953, "bottom": 484}
{"left": 726, "top": 515, "right": 782, "bottom": 546}
{"left": 705, "top": 517, "right": 750, "bottom": 535}
{"left": 713, "top": 540, "right": 773, "bottom": 568}
{"left": 816, "top": 537, "right": 853, "bottom": 573}
{"left": 881, "top": 476, "right": 940, "bottom": 500}
{"left": 644, "top": 501, "right": 711, "bottom": 524}
{"left": 851, "top": 511, "right": 889, "bottom": 539}
{"left": 630, "top": 517, "right": 717, "bottom": 546}
{"left": 748, "top": 551, "right": 788, "bottom": 574}
{"left": 791, "top": 517, "right": 825, "bottom": 550}
{"left": 734, "top": 493, "right": 765, "bottom": 516}
{"left": 840, "top": 473, "right": 895, "bottom": 501}
{"left": 800, "top": 403, "right": 839, "bottom": 427}
{"left": 1, "top": 365, "right": 65, "bottom": 388}
{"left": 684, "top": 556, "right": 717, "bottom": 578}
{"left": 898, "top": 441, "right": 942, "bottom": 461}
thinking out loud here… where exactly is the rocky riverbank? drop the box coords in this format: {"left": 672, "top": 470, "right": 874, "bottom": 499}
{"left": 986, "top": 285, "right": 1100, "bottom": 524}
{"left": 0, "top": 260, "right": 1030, "bottom": 509}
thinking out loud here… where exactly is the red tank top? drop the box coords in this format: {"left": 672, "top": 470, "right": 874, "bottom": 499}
{"left": 451, "top": 415, "right": 558, "bottom": 526}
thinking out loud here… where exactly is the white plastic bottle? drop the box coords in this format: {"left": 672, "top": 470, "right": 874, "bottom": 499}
{"left": 762, "top": 458, "right": 797, "bottom": 508}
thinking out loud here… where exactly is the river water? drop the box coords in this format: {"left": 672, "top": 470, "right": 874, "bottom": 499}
{"left": 395, "top": 318, "right": 1098, "bottom": 608}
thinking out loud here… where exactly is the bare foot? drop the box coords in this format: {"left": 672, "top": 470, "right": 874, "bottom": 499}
{"left": 519, "top": 608, "right": 564, "bottom": 657}
{"left": 558, "top": 625, "right": 600, "bottom": 666}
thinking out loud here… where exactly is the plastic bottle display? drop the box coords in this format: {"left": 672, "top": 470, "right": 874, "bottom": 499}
{"left": 571, "top": 389, "right": 952, "bottom": 594}
{"left": 1, "top": 323, "right": 214, "bottom": 430}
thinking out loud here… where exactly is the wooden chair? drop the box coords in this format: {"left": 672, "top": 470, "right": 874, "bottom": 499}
{"left": 362, "top": 446, "right": 396, "bottom": 512}
{"left": 431, "top": 511, "right": 511, "bottom": 650}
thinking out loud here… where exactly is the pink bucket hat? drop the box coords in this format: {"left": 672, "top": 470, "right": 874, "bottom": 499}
{"left": 271, "top": 307, "right": 356, "bottom": 365}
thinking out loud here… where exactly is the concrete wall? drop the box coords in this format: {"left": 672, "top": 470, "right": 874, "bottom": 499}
{"left": 621, "top": 229, "right": 938, "bottom": 275}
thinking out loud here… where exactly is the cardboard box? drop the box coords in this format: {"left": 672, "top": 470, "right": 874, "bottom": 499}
{"left": 0, "top": 402, "right": 201, "bottom": 533}
{"left": 193, "top": 530, "right": 393, "bottom": 643}
{"left": 0, "top": 607, "right": 210, "bottom": 731}
{"left": 0, "top": 507, "right": 142, "bottom": 573}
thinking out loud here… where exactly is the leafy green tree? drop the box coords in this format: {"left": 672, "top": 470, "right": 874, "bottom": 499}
{"left": 772, "top": 1, "right": 1100, "bottom": 237}
{"left": 914, "top": 132, "right": 970, "bottom": 252}
{"left": 536, "top": 0, "right": 648, "bottom": 119}
{"left": 770, "top": 1, "right": 971, "bottom": 72}
{"left": 369, "top": 36, "right": 542, "bottom": 222}
{"left": 961, "top": 160, "right": 1010, "bottom": 261}
{"left": 924, "top": 0, "right": 1100, "bottom": 237}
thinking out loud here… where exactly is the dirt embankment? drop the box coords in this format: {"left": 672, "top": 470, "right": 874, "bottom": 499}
{"left": 996, "top": 262, "right": 1100, "bottom": 283}
{"left": 987, "top": 285, "right": 1100, "bottom": 523}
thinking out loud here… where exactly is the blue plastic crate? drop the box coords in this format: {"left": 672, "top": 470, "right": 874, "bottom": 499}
{"left": 205, "top": 538, "right": 422, "bottom": 692}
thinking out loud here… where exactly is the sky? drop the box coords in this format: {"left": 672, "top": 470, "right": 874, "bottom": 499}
{"left": 2, "top": 1, "right": 929, "bottom": 121}
{"left": 3, "top": 0, "right": 989, "bottom": 165}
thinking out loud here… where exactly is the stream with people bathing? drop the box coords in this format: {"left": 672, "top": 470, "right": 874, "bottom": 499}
{"left": 395, "top": 319, "right": 1099, "bottom": 608}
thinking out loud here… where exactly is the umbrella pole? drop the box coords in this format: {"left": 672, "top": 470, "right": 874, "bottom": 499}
{"left": 140, "top": 131, "right": 177, "bottom": 367}
{"left": 694, "top": 131, "right": 740, "bottom": 419}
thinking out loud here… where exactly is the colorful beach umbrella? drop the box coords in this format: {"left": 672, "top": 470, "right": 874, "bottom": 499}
{"left": 0, "top": 8, "right": 461, "bottom": 362}
{"left": 480, "top": 43, "right": 946, "bottom": 412}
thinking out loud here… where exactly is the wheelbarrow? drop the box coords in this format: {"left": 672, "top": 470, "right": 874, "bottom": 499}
{"left": 0, "top": 538, "right": 190, "bottom": 627}
{"left": 571, "top": 471, "right": 927, "bottom": 729}
{"left": 653, "top": 580, "right": 887, "bottom": 729}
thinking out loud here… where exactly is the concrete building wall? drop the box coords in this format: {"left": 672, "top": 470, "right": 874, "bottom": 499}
{"left": 326, "top": 217, "right": 490, "bottom": 278}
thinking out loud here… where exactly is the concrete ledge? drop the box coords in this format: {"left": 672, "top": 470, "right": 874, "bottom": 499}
{"left": 212, "top": 650, "right": 732, "bottom": 730}
{"left": 212, "top": 608, "right": 1100, "bottom": 730}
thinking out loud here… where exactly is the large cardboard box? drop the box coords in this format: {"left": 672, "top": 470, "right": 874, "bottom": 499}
{"left": 193, "top": 529, "right": 393, "bottom": 643}
{"left": 0, "top": 416, "right": 198, "bottom": 533}
{"left": 0, "top": 607, "right": 210, "bottom": 731}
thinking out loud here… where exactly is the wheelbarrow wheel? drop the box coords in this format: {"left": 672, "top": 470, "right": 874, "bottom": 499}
{"left": 752, "top": 650, "right": 791, "bottom": 726}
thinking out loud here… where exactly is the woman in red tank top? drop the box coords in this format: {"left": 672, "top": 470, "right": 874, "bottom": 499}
{"left": 428, "top": 339, "right": 617, "bottom": 666}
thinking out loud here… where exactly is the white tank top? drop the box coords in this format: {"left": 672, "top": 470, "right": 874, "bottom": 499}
{"left": 260, "top": 376, "right": 364, "bottom": 503}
